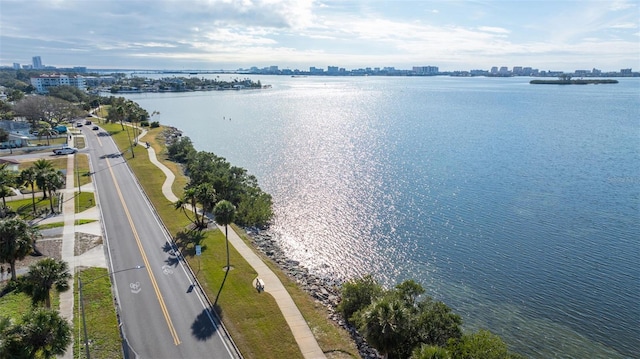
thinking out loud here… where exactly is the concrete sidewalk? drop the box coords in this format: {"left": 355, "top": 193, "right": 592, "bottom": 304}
{"left": 57, "top": 134, "right": 107, "bottom": 359}
{"left": 142, "top": 131, "right": 327, "bottom": 359}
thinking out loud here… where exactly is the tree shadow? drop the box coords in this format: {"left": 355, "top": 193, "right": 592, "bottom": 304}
{"left": 164, "top": 256, "right": 180, "bottom": 267}
{"left": 174, "top": 229, "right": 206, "bottom": 254}
{"left": 162, "top": 242, "right": 175, "bottom": 253}
{"left": 191, "top": 309, "right": 219, "bottom": 341}
{"left": 162, "top": 242, "right": 187, "bottom": 267}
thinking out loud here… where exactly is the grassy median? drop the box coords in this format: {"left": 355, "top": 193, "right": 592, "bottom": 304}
{"left": 100, "top": 122, "right": 358, "bottom": 358}
{"left": 74, "top": 267, "right": 122, "bottom": 359}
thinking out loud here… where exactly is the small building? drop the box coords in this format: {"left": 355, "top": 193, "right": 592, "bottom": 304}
{"left": 1, "top": 133, "right": 30, "bottom": 149}
{"left": 0, "top": 158, "right": 20, "bottom": 172}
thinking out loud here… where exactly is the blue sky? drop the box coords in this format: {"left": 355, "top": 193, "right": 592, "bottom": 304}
{"left": 1, "top": 0, "right": 638, "bottom": 71}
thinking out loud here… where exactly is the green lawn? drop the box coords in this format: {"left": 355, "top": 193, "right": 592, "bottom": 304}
{"left": 93, "top": 123, "right": 358, "bottom": 358}
{"left": 0, "top": 290, "right": 32, "bottom": 321}
{"left": 74, "top": 267, "right": 122, "bottom": 359}
{"left": 75, "top": 191, "right": 96, "bottom": 214}
{"left": 30, "top": 136, "right": 68, "bottom": 147}
{"left": 6, "top": 196, "right": 59, "bottom": 219}
{"left": 18, "top": 157, "right": 68, "bottom": 171}
{"left": 0, "top": 282, "right": 62, "bottom": 321}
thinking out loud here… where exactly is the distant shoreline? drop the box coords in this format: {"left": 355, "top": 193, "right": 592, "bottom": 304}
{"left": 530, "top": 79, "right": 619, "bottom": 85}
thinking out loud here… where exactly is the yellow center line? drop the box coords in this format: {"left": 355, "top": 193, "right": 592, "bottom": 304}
{"left": 106, "top": 156, "right": 181, "bottom": 345}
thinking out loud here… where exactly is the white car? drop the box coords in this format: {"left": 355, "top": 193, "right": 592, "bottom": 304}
{"left": 53, "top": 147, "right": 78, "bottom": 155}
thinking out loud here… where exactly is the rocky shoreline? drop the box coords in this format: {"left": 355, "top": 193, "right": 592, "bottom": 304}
{"left": 162, "top": 125, "right": 380, "bottom": 358}
{"left": 245, "top": 227, "right": 381, "bottom": 359}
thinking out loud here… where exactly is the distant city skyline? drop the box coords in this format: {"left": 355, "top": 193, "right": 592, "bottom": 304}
{"left": 5, "top": 56, "right": 634, "bottom": 76}
{"left": 1, "top": 0, "right": 638, "bottom": 72}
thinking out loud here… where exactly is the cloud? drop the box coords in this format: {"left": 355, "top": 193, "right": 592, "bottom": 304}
{"left": 609, "top": 23, "right": 639, "bottom": 30}
{"left": 606, "top": 0, "right": 636, "bottom": 11}
{"left": 477, "top": 26, "right": 510, "bottom": 35}
{"left": 0, "top": 0, "right": 638, "bottom": 71}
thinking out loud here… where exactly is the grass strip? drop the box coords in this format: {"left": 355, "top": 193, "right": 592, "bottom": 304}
{"left": 75, "top": 153, "right": 92, "bottom": 188}
{"left": 101, "top": 122, "right": 357, "bottom": 358}
{"left": 74, "top": 267, "right": 123, "bottom": 359}
{"left": 34, "top": 221, "right": 65, "bottom": 230}
{"left": 75, "top": 191, "right": 96, "bottom": 214}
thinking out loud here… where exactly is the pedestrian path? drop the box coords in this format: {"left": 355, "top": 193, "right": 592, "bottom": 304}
{"left": 56, "top": 135, "right": 106, "bottom": 359}
{"left": 141, "top": 131, "right": 326, "bottom": 359}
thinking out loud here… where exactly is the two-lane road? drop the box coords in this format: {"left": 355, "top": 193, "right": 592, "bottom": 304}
{"left": 84, "top": 127, "right": 240, "bottom": 358}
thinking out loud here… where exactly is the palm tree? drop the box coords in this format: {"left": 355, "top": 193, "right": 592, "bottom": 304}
{"left": 0, "top": 162, "right": 14, "bottom": 187}
{"left": 0, "top": 185, "right": 13, "bottom": 210}
{"left": 32, "top": 159, "right": 54, "bottom": 199}
{"left": 43, "top": 170, "right": 64, "bottom": 213}
{"left": 24, "top": 258, "right": 71, "bottom": 308}
{"left": 36, "top": 124, "right": 58, "bottom": 146}
{"left": 196, "top": 183, "right": 217, "bottom": 221}
{"left": 355, "top": 296, "right": 412, "bottom": 359}
{"left": 0, "top": 217, "right": 36, "bottom": 280}
{"left": 19, "top": 308, "right": 71, "bottom": 358}
{"left": 0, "top": 315, "right": 29, "bottom": 358}
{"left": 19, "top": 167, "right": 38, "bottom": 213}
{"left": 213, "top": 200, "right": 235, "bottom": 306}
{"left": 0, "top": 163, "right": 16, "bottom": 208}
{"left": 174, "top": 187, "right": 200, "bottom": 228}
{"left": 174, "top": 183, "right": 217, "bottom": 230}
{"left": 411, "top": 344, "right": 451, "bottom": 359}
{"left": 123, "top": 100, "right": 136, "bottom": 157}
{"left": 109, "top": 97, "right": 127, "bottom": 129}
{"left": 130, "top": 106, "right": 148, "bottom": 143}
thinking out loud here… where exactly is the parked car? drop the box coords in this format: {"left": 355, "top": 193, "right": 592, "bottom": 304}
{"left": 54, "top": 125, "right": 68, "bottom": 134}
{"left": 85, "top": 120, "right": 92, "bottom": 125}
{"left": 76, "top": 122, "right": 83, "bottom": 127}
{"left": 53, "top": 147, "right": 78, "bottom": 155}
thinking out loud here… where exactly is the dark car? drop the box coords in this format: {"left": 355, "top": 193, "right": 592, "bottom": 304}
{"left": 92, "top": 126, "right": 99, "bottom": 130}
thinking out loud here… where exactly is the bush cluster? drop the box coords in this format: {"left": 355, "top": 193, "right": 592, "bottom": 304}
{"left": 167, "top": 136, "right": 273, "bottom": 228}
{"left": 338, "top": 276, "right": 523, "bottom": 359}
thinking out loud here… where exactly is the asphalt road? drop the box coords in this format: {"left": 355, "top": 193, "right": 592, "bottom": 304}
{"left": 84, "top": 127, "right": 240, "bottom": 359}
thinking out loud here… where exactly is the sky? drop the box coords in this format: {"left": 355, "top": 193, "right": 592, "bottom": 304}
{"left": 1, "top": 0, "right": 638, "bottom": 72}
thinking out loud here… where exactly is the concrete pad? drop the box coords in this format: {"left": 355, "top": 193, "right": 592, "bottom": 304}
{"left": 75, "top": 221, "right": 102, "bottom": 237}
{"left": 78, "top": 183, "right": 95, "bottom": 192}
{"left": 77, "top": 206, "right": 100, "bottom": 220}
{"left": 31, "top": 214, "right": 65, "bottom": 226}
{"left": 75, "top": 245, "right": 107, "bottom": 268}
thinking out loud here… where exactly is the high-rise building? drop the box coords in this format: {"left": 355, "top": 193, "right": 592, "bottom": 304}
{"left": 12, "top": 63, "right": 20, "bottom": 69}
{"left": 32, "top": 56, "right": 43, "bottom": 69}
{"left": 412, "top": 66, "right": 439, "bottom": 74}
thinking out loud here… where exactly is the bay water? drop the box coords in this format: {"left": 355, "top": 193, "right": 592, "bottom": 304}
{"left": 124, "top": 75, "right": 639, "bottom": 358}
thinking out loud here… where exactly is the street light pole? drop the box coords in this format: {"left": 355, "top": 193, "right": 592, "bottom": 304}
{"left": 78, "top": 265, "right": 144, "bottom": 359}
{"left": 75, "top": 129, "right": 81, "bottom": 194}
{"left": 78, "top": 276, "right": 91, "bottom": 359}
